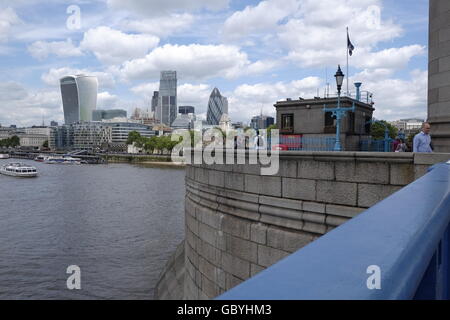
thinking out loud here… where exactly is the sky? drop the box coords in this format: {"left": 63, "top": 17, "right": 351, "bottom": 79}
{"left": 0, "top": 0, "right": 430, "bottom": 127}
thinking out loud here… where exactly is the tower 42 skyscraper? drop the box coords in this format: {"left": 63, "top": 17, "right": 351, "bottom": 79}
{"left": 157, "top": 71, "right": 177, "bottom": 126}
{"left": 60, "top": 75, "right": 98, "bottom": 125}
{"left": 207, "top": 88, "right": 228, "bottom": 125}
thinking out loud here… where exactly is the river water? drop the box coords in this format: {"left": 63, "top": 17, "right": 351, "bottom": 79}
{"left": 0, "top": 159, "right": 185, "bottom": 300}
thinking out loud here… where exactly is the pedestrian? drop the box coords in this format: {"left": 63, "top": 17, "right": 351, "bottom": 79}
{"left": 392, "top": 136, "right": 401, "bottom": 152}
{"left": 253, "top": 130, "right": 266, "bottom": 150}
{"left": 395, "top": 138, "right": 407, "bottom": 152}
{"left": 413, "top": 122, "right": 433, "bottom": 153}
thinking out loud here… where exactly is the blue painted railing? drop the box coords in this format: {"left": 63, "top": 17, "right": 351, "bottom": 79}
{"left": 267, "top": 136, "right": 335, "bottom": 151}
{"left": 360, "top": 139, "right": 394, "bottom": 152}
{"left": 218, "top": 162, "right": 450, "bottom": 300}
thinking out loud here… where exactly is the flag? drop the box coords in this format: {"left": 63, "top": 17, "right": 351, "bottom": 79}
{"left": 347, "top": 30, "right": 355, "bottom": 56}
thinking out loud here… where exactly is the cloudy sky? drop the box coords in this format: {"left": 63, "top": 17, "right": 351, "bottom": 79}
{"left": 0, "top": 0, "right": 429, "bottom": 127}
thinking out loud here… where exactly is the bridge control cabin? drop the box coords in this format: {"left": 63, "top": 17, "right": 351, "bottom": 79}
{"left": 274, "top": 95, "right": 375, "bottom": 151}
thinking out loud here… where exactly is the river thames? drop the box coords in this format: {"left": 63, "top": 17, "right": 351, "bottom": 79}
{"left": 0, "top": 159, "right": 185, "bottom": 299}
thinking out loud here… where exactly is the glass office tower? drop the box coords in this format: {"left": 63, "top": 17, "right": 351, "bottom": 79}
{"left": 60, "top": 74, "right": 98, "bottom": 125}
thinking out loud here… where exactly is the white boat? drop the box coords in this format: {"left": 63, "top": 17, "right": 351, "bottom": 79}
{"left": 0, "top": 163, "right": 38, "bottom": 177}
{"left": 0, "top": 154, "right": 10, "bottom": 159}
{"left": 34, "top": 155, "right": 46, "bottom": 162}
{"left": 45, "top": 155, "right": 81, "bottom": 165}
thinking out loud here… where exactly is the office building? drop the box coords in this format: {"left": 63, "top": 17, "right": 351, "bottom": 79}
{"left": 156, "top": 71, "right": 177, "bottom": 126}
{"left": 179, "top": 106, "right": 195, "bottom": 115}
{"left": 60, "top": 74, "right": 98, "bottom": 124}
{"left": 206, "top": 88, "right": 228, "bottom": 126}
{"left": 151, "top": 91, "right": 159, "bottom": 113}
{"left": 107, "top": 122, "right": 156, "bottom": 144}
{"left": 250, "top": 115, "right": 275, "bottom": 130}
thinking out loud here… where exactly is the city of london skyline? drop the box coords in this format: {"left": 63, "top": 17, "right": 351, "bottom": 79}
{"left": 0, "top": 0, "right": 429, "bottom": 127}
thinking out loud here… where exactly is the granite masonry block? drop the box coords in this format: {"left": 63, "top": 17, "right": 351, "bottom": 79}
{"left": 335, "top": 161, "right": 389, "bottom": 184}
{"left": 257, "top": 244, "right": 290, "bottom": 268}
{"left": 250, "top": 223, "right": 268, "bottom": 245}
{"left": 221, "top": 214, "right": 251, "bottom": 240}
{"left": 224, "top": 172, "right": 245, "bottom": 191}
{"left": 297, "top": 160, "right": 335, "bottom": 180}
{"left": 390, "top": 163, "right": 415, "bottom": 186}
{"left": 267, "top": 227, "right": 314, "bottom": 253}
{"left": 358, "top": 184, "right": 402, "bottom": 208}
{"left": 325, "top": 204, "right": 366, "bottom": 218}
{"left": 221, "top": 252, "right": 250, "bottom": 280}
{"left": 282, "top": 178, "right": 316, "bottom": 201}
{"left": 316, "top": 180, "right": 357, "bottom": 206}
{"left": 225, "top": 234, "right": 258, "bottom": 264}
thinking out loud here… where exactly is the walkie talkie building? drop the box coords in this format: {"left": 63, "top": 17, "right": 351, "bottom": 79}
{"left": 206, "top": 87, "right": 228, "bottom": 125}
{"left": 60, "top": 75, "right": 98, "bottom": 125}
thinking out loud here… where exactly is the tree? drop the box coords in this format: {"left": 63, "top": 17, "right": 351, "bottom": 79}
{"left": 42, "top": 140, "right": 49, "bottom": 148}
{"left": 127, "top": 131, "right": 142, "bottom": 145}
{"left": 370, "top": 121, "right": 398, "bottom": 140}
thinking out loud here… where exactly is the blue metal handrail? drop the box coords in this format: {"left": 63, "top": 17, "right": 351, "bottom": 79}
{"left": 218, "top": 162, "right": 450, "bottom": 300}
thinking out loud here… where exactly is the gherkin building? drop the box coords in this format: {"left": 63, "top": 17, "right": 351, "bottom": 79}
{"left": 206, "top": 87, "right": 228, "bottom": 125}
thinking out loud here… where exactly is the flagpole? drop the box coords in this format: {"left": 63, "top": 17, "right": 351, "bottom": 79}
{"left": 346, "top": 26, "right": 349, "bottom": 97}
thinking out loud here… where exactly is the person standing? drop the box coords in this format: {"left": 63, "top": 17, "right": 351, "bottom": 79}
{"left": 253, "top": 130, "right": 266, "bottom": 150}
{"left": 413, "top": 122, "right": 433, "bottom": 153}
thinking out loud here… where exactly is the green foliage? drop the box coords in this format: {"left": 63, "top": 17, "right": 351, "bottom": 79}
{"left": 0, "top": 135, "right": 20, "bottom": 148}
{"left": 370, "top": 121, "right": 398, "bottom": 140}
{"left": 267, "top": 124, "right": 277, "bottom": 137}
{"left": 127, "top": 131, "right": 185, "bottom": 154}
{"left": 127, "top": 131, "right": 142, "bottom": 145}
{"left": 42, "top": 140, "right": 49, "bottom": 148}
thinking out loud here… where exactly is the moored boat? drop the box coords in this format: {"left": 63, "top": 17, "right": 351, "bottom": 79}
{"left": 45, "top": 156, "right": 81, "bottom": 165}
{"left": 0, "top": 163, "right": 38, "bottom": 177}
{"left": 0, "top": 154, "right": 10, "bottom": 159}
{"left": 34, "top": 155, "right": 46, "bottom": 162}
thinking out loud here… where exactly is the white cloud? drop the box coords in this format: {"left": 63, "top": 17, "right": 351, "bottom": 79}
{"left": 0, "top": 81, "right": 28, "bottom": 101}
{"left": 353, "top": 45, "right": 426, "bottom": 70}
{"left": 130, "top": 82, "right": 160, "bottom": 97}
{"left": 278, "top": 0, "right": 404, "bottom": 68}
{"left": 41, "top": 67, "right": 116, "bottom": 89}
{"left": 107, "top": 0, "right": 229, "bottom": 17}
{"left": 222, "top": 0, "right": 298, "bottom": 41}
{"left": 0, "top": 7, "right": 20, "bottom": 42}
{"left": 227, "top": 77, "right": 322, "bottom": 123}
{"left": 80, "top": 26, "right": 160, "bottom": 64}
{"left": 0, "top": 81, "right": 62, "bottom": 127}
{"left": 120, "top": 13, "right": 195, "bottom": 38}
{"left": 350, "top": 69, "right": 428, "bottom": 120}
{"left": 27, "top": 38, "right": 83, "bottom": 60}
{"left": 120, "top": 44, "right": 278, "bottom": 81}
{"left": 97, "top": 91, "right": 120, "bottom": 109}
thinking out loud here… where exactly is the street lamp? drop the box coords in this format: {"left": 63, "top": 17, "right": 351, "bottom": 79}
{"left": 335, "top": 65, "right": 344, "bottom": 95}
{"left": 323, "top": 65, "right": 355, "bottom": 151}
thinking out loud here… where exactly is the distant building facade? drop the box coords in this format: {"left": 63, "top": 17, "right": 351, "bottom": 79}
{"left": 93, "top": 109, "right": 127, "bottom": 121}
{"left": 206, "top": 88, "right": 228, "bottom": 126}
{"left": 151, "top": 91, "right": 159, "bottom": 113}
{"left": 250, "top": 115, "right": 275, "bottom": 130}
{"left": 179, "top": 106, "right": 195, "bottom": 115}
{"left": 156, "top": 71, "right": 177, "bottom": 126}
{"left": 60, "top": 75, "right": 98, "bottom": 124}
{"left": 107, "top": 122, "right": 155, "bottom": 144}
{"left": 172, "top": 114, "right": 195, "bottom": 130}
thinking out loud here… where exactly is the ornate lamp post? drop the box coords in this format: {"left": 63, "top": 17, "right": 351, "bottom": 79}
{"left": 324, "top": 65, "right": 355, "bottom": 151}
